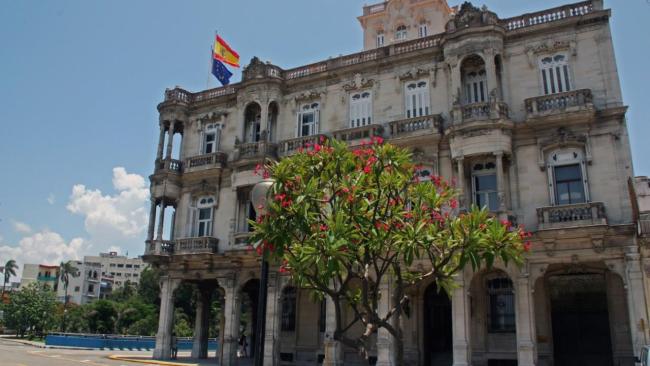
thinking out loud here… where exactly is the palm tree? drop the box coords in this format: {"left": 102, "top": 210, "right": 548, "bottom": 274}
{"left": 59, "top": 260, "right": 79, "bottom": 332}
{"left": 1, "top": 259, "right": 18, "bottom": 297}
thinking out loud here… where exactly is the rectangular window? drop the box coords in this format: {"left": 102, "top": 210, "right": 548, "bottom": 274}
{"left": 554, "top": 164, "right": 585, "bottom": 205}
{"left": 376, "top": 33, "right": 384, "bottom": 47}
{"left": 237, "top": 187, "right": 256, "bottom": 233}
{"left": 204, "top": 132, "right": 216, "bottom": 154}
{"left": 197, "top": 207, "right": 213, "bottom": 236}
{"left": 405, "top": 81, "right": 430, "bottom": 118}
{"left": 349, "top": 91, "right": 372, "bottom": 128}
{"left": 88, "top": 284, "right": 95, "bottom": 293}
{"left": 74, "top": 286, "right": 80, "bottom": 292}
{"left": 125, "top": 264, "right": 132, "bottom": 268}
{"left": 540, "top": 54, "right": 572, "bottom": 95}
{"left": 297, "top": 103, "right": 320, "bottom": 137}
{"left": 487, "top": 278, "right": 515, "bottom": 333}
{"left": 281, "top": 288, "right": 297, "bottom": 332}
{"left": 418, "top": 23, "right": 428, "bottom": 37}
{"left": 465, "top": 70, "right": 487, "bottom": 104}
{"left": 473, "top": 174, "right": 499, "bottom": 211}
{"left": 117, "top": 264, "right": 124, "bottom": 268}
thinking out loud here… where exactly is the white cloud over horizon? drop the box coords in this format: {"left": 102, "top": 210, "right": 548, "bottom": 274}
{"left": 12, "top": 220, "right": 32, "bottom": 234}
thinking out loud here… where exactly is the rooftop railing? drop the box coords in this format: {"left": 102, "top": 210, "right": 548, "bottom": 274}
{"left": 501, "top": 1, "right": 594, "bottom": 31}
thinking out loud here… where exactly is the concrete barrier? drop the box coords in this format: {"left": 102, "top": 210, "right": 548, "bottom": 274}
{"left": 45, "top": 333, "right": 218, "bottom": 351}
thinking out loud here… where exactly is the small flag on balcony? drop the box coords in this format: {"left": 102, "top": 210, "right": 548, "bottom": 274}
{"left": 212, "top": 57, "right": 233, "bottom": 86}
{"left": 213, "top": 35, "right": 240, "bottom": 68}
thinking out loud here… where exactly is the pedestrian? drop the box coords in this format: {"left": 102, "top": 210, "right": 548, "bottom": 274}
{"left": 238, "top": 333, "right": 247, "bottom": 358}
{"left": 171, "top": 332, "right": 178, "bottom": 359}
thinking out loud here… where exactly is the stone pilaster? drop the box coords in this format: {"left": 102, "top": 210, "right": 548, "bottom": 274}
{"left": 376, "top": 277, "right": 394, "bottom": 366}
{"left": 192, "top": 285, "right": 213, "bottom": 359}
{"left": 323, "top": 293, "right": 344, "bottom": 366}
{"left": 456, "top": 158, "right": 466, "bottom": 208}
{"left": 263, "top": 272, "right": 280, "bottom": 366}
{"left": 515, "top": 271, "right": 536, "bottom": 366}
{"left": 156, "top": 201, "right": 165, "bottom": 240}
{"left": 156, "top": 125, "right": 166, "bottom": 160}
{"left": 495, "top": 151, "right": 507, "bottom": 213}
{"left": 165, "top": 122, "right": 175, "bottom": 159}
{"left": 484, "top": 49, "right": 498, "bottom": 99}
{"left": 147, "top": 199, "right": 157, "bottom": 241}
{"left": 452, "top": 273, "right": 470, "bottom": 366}
{"left": 625, "top": 250, "right": 649, "bottom": 358}
{"left": 221, "top": 276, "right": 241, "bottom": 366}
{"left": 153, "top": 276, "right": 181, "bottom": 360}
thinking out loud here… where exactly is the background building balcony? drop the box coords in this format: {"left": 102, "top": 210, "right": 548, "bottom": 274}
{"left": 184, "top": 152, "right": 228, "bottom": 173}
{"left": 174, "top": 237, "right": 219, "bottom": 255}
{"left": 537, "top": 201, "right": 607, "bottom": 230}
{"left": 525, "top": 89, "right": 594, "bottom": 118}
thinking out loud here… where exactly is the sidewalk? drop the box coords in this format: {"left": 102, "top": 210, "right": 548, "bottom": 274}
{"left": 109, "top": 352, "right": 249, "bottom": 366}
{"left": 0, "top": 335, "right": 46, "bottom": 348}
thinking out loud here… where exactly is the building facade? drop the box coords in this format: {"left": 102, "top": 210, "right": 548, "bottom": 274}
{"left": 144, "top": 1, "right": 648, "bottom": 365}
{"left": 20, "top": 264, "right": 59, "bottom": 291}
{"left": 84, "top": 251, "right": 145, "bottom": 289}
{"left": 56, "top": 259, "right": 101, "bottom": 305}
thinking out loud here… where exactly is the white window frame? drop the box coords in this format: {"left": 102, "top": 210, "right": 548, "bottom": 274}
{"left": 296, "top": 102, "right": 320, "bottom": 137}
{"left": 539, "top": 53, "right": 572, "bottom": 95}
{"left": 395, "top": 25, "right": 407, "bottom": 41}
{"left": 404, "top": 80, "right": 430, "bottom": 118}
{"left": 201, "top": 123, "right": 221, "bottom": 155}
{"left": 187, "top": 196, "right": 215, "bottom": 237}
{"left": 349, "top": 91, "right": 372, "bottom": 128}
{"left": 464, "top": 69, "right": 487, "bottom": 104}
{"left": 418, "top": 23, "right": 428, "bottom": 37}
{"left": 471, "top": 161, "right": 499, "bottom": 212}
{"left": 236, "top": 187, "right": 256, "bottom": 233}
{"left": 196, "top": 196, "right": 215, "bottom": 237}
{"left": 376, "top": 32, "right": 385, "bottom": 47}
{"left": 546, "top": 148, "right": 589, "bottom": 206}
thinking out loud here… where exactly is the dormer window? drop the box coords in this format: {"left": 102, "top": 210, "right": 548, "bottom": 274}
{"left": 395, "top": 25, "right": 407, "bottom": 41}
{"left": 540, "top": 53, "right": 572, "bottom": 95}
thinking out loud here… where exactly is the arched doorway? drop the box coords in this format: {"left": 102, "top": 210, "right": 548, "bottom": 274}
{"left": 423, "top": 283, "right": 453, "bottom": 366}
{"left": 548, "top": 272, "right": 613, "bottom": 366}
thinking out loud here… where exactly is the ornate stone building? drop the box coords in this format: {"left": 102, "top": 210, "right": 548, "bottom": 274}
{"left": 144, "top": 1, "right": 648, "bottom": 365}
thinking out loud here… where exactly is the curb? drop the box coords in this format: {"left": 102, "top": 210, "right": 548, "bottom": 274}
{"left": 0, "top": 337, "right": 46, "bottom": 349}
{"left": 108, "top": 355, "right": 199, "bottom": 366}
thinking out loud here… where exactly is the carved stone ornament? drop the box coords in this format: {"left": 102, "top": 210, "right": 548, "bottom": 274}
{"left": 398, "top": 68, "right": 431, "bottom": 81}
{"left": 461, "top": 128, "right": 492, "bottom": 138}
{"left": 537, "top": 128, "right": 592, "bottom": 169}
{"left": 591, "top": 234, "right": 606, "bottom": 253}
{"left": 196, "top": 110, "right": 227, "bottom": 125}
{"left": 342, "top": 73, "right": 375, "bottom": 91}
{"left": 543, "top": 238, "right": 557, "bottom": 257}
{"left": 446, "top": 2, "right": 499, "bottom": 32}
{"left": 294, "top": 90, "right": 324, "bottom": 103}
{"left": 525, "top": 40, "right": 577, "bottom": 68}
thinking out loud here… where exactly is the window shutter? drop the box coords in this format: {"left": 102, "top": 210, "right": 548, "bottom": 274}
{"left": 581, "top": 160, "right": 590, "bottom": 202}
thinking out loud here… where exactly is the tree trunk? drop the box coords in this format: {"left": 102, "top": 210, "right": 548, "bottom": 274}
{"left": 61, "top": 285, "right": 68, "bottom": 332}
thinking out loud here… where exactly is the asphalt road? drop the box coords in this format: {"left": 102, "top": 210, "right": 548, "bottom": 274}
{"left": 0, "top": 338, "right": 153, "bottom": 366}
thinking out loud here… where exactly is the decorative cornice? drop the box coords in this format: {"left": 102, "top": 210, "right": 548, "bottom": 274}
{"left": 342, "top": 73, "right": 375, "bottom": 91}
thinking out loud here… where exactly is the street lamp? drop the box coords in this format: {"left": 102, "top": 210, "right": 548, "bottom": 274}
{"left": 251, "top": 177, "right": 274, "bottom": 366}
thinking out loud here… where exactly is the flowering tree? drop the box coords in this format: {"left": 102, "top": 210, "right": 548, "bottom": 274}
{"left": 250, "top": 138, "right": 529, "bottom": 364}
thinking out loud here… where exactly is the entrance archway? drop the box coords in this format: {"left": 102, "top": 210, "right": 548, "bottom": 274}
{"left": 548, "top": 273, "right": 613, "bottom": 366}
{"left": 423, "top": 283, "right": 453, "bottom": 366}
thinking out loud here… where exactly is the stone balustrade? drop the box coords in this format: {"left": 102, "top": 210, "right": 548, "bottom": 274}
{"left": 525, "top": 89, "right": 593, "bottom": 116}
{"left": 185, "top": 152, "right": 228, "bottom": 171}
{"left": 278, "top": 134, "right": 327, "bottom": 157}
{"left": 155, "top": 158, "right": 183, "bottom": 173}
{"left": 501, "top": 1, "right": 594, "bottom": 31}
{"left": 639, "top": 213, "right": 650, "bottom": 236}
{"left": 233, "top": 141, "right": 278, "bottom": 162}
{"left": 174, "top": 237, "right": 219, "bottom": 255}
{"left": 388, "top": 114, "right": 442, "bottom": 138}
{"left": 145, "top": 239, "right": 174, "bottom": 256}
{"left": 331, "top": 124, "right": 384, "bottom": 144}
{"left": 453, "top": 101, "right": 508, "bottom": 124}
{"left": 537, "top": 202, "right": 607, "bottom": 230}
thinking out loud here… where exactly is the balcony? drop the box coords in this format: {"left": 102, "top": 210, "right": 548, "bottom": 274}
{"left": 639, "top": 213, "right": 650, "bottom": 236}
{"left": 37, "top": 275, "right": 58, "bottom": 282}
{"left": 525, "top": 89, "right": 593, "bottom": 117}
{"left": 278, "top": 134, "right": 327, "bottom": 157}
{"left": 451, "top": 101, "right": 509, "bottom": 125}
{"left": 331, "top": 124, "right": 384, "bottom": 146}
{"left": 388, "top": 114, "right": 442, "bottom": 139}
{"left": 155, "top": 158, "right": 183, "bottom": 174}
{"left": 232, "top": 140, "right": 278, "bottom": 164}
{"left": 174, "top": 237, "right": 219, "bottom": 255}
{"left": 537, "top": 202, "right": 607, "bottom": 230}
{"left": 144, "top": 239, "right": 174, "bottom": 256}
{"left": 184, "top": 152, "right": 228, "bottom": 173}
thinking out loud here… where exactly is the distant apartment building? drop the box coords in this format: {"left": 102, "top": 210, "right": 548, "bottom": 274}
{"left": 56, "top": 260, "right": 101, "bottom": 305}
{"left": 84, "top": 252, "right": 145, "bottom": 289}
{"left": 19, "top": 264, "right": 59, "bottom": 291}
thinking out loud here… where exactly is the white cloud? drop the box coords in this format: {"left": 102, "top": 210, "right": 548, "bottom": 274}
{"left": 47, "top": 193, "right": 55, "bottom": 205}
{"left": 12, "top": 220, "right": 32, "bottom": 234}
{"left": 66, "top": 167, "right": 149, "bottom": 252}
{"left": 0, "top": 230, "right": 87, "bottom": 281}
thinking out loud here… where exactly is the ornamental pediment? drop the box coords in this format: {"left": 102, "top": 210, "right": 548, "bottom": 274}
{"left": 342, "top": 73, "right": 375, "bottom": 91}
{"left": 398, "top": 68, "right": 431, "bottom": 81}
{"left": 525, "top": 39, "right": 577, "bottom": 68}
{"left": 294, "top": 90, "right": 324, "bottom": 103}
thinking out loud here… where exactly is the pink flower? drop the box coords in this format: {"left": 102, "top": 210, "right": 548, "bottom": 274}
{"left": 364, "top": 165, "right": 372, "bottom": 174}
{"left": 523, "top": 241, "right": 532, "bottom": 252}
{"left": 320, "top": 224, "right": 328, "bottom": 231}
{"left": 449, "top": 199, "right": 458, "bottom": 209}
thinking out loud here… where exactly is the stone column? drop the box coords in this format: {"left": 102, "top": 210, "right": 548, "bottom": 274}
{"left": 165, "top": 121, "right": 175, "bottom": 160}
{"left": 153, "top": 276, "right": 180, "bottom": 359}
{"left": 452, "top": 273, "right": 470, "bottom": 366}
{"left": 323, "top": 293, "right": 344, "bottom": 366}
{"left": 376, "top": 277, "right": 394, "bottom": 366}
{"left": 484, "top": 49, "right": 497, "bottom": 99}
{"left": 263, "top": 272, "right": 280, "bottom": 366}
{"left": 625, "top": 250, "right": 649, "bottom": 358}
{"left": 456, "top": 157, "right": 466, "bottom": 208}
{"left": 515, "top": 271, "right": 536, "bottom": 366}
{"left": 448, "top": 57, "right": 462, "bottom": 106}
{"left": 156, "top": 124, "right": 166, "bottom": 160}
{"left": 147, "top": 199, "right": 157, "bottom": 241}
{"left": 260, "top": 102, "right": 269, "bottom": 138}
{"left": 192, "top": 285, "right": 213, "bottom": 359}
{"left": 221, "top": 276, "right": 241, "bottom": 366}
{"left": 156, "top": 201, "right": 166, "bottom": 241}
{"left": 495, "top": 151, "right": 507, "bottom": 213}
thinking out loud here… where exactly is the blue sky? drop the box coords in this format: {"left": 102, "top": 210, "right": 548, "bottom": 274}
{"left": 0, "top": 1, "right": 647, "bottom": 274}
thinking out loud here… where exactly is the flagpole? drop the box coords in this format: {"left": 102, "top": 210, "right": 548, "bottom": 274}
{"left": 207, "top": 31, "right": 217, "bottom": 90}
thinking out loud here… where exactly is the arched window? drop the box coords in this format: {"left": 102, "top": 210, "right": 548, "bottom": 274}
{"left": 350, "top": 91, "right": 372, "bottom": 127}
{"left": 244, "top": 103, "right": 262, "bottom": 143}
{"left": 201, "top": 123, "right": 221, "bottom": 154}
{"left": 472, "top": 161, "right": 498, "bottom": 211}
{"left": 462, "top": 55, "right": 487, "bottom": 104}
{"left": 192, "top": 196, "right": 215, "bottom": 237}
{"left": 546, "top": 148, "right": 588, "bottom": 205}
{"left": 297, "top": 102, "right": 320, "bottom": 137}
{"left": 540, "top": 53, "right": 572, "bottom": 95}
{"left": 281, "top": 287, "right": 297, "bottom": 331}
{"left": 395, "top": 25, "right": 407, "bottom": 41}
{"left": 405, "top": 80, "right": 430, "bottom": 118}
{"left": 376, "top": 31, "right": 385, "bottom": 47}
{"left": 487, "top": 276, "right": 515, "bottom": 333}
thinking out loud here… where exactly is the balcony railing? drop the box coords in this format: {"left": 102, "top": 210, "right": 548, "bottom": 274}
{"left": 537, "top": 202, "right": 606, "bottom": 230}
{"left": 525, "top": 89, "right": 593, "bottom": 116}
{"left": 155, "top": 158, "right": 183, "bottom": 173}
{"left": 185, "top": 152, "right": 228, "bottom": 171}
{"left": 500, "top": 1, "right": 594, "bottom": 31}
{"left": 331, "top": 124, "right": 384, "bottom": 144}
{"left": 452, "top": 101, "right": 509, "bottom": 124}
{"left": 233, "top": 141, "right": 278, "bottom": 162}
{"left": 174, "top": 237, "right": 219, "bottom": 255}
{"left": 639, "top": 213, "right": 650, "bottom": 236}
{"left": 389, "top": 114, "right": 442, "bottom": 138}
{"left": 145, "top": 239, "right": 174, "bottom": 256}
{"left": 278, "top": 134, "right": 327, "bottom": 157}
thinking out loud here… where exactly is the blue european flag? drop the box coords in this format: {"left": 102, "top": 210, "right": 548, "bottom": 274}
{"left": 212, "top": 58, "right": 233, "bottom": 86}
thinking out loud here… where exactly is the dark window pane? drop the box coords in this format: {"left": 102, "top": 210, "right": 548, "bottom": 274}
{"left": 199, "top": 208, "right": 211, "bottom": 220}
{"left": 555, "top": 164, "right": 581, "bottom": 182}
{"left": 281, "top": 288, "right": 297, "bottom": 331}
{"left": 542, "top": 70, "right": 549, "bottom": 95}
{"left": 563, "top": 65, "right": 571, "bottom": 91}
{"left": 569, "top": 181, "right": 585, "bottom": 203}
{"left": 556, "top": 183, "right": 570, "bottom": 205}
{"left": 475, "top": 175, "right": 497, "bottom": 191}
{"left": 549, "top": 68, "right": 556, "bottom": 94}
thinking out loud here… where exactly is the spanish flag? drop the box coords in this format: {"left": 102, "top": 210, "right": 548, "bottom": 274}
{"left": 213, "top": 35, "right": 240, "bottom": 68}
